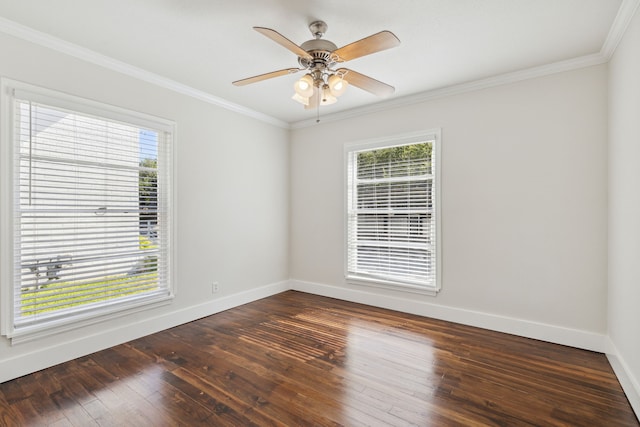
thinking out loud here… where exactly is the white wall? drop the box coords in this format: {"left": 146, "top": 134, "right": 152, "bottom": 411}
{"left": 0, "top": 32, "right": 290, "bottom": 382}
{"left": 0, "top": 18, "right": 628, "bottom": 399}
{"left": 608, "top": 5, "right": 640, "bottom": 415}
{"left": 290, "top": 65, "right": 609, "bottom": 349}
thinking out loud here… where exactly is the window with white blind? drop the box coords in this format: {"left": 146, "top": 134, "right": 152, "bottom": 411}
{"left": 345, "top": 131, "right": 441, "bottom": 294}
{"left": 1, "top": 80, "right": 175, "bottom": 342}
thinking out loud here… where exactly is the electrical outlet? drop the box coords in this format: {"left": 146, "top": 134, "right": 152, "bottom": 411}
{"left": 212, "top": 282, "right": 219, "bottom": 293}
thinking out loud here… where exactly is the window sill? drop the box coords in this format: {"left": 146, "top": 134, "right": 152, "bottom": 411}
{"left": 6, "top": 294, "right": 174, "bottom": 345}
{"left": 346, "top": 275, "right": 440, "bottom": 296}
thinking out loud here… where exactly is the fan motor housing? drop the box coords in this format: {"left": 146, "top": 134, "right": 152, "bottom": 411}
{"left": 299, "top": 39, "right": 338, "bottom": 70}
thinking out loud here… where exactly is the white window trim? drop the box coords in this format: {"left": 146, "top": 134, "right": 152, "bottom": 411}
{"left": 344, "top": 130, "right": 442, "bottom": 296}
{"left": 0, "top": 78, "right": 177, "bottom": 344}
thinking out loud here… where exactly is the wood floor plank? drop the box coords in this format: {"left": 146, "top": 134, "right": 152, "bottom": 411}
{"left": 134, "top": 331, "right": 340, "bottom": 426}
{"left": 0, "top": 390, "right": 24, "bottom": 426}
{"left": 0, "top": 290, "right": 637, "bottom": 426}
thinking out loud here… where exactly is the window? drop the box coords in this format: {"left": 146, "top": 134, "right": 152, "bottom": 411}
{"left": 345, "top": 131, "right": 441, "bottom": 294}
{"left": 1, "top": 80, "right": 175, "bottom": 342}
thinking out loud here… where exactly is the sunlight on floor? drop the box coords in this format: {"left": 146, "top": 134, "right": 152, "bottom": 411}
{"left": 341, "top": 319, "right": 437, "bottom": 424}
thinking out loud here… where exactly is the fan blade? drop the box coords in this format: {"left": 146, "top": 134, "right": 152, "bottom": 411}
{"left": 254, "top": 27, "right": 313, "bottom": 60}
{"left": 338, "top": 68, "right": 395, "bottom": 97}
{"left": 333, "top": 31, "right": 400, "bottom": 62}
{"left": 232, "top": 68, "right": 300, "bottom": 86}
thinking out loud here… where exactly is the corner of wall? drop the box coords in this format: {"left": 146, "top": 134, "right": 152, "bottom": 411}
{"left": 606, "top": 338, "right": 640, "bottom": 419}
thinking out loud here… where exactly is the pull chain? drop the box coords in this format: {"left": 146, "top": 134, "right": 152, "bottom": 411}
{"left": 316, "top": 88, "right": 321, "bottom": 123}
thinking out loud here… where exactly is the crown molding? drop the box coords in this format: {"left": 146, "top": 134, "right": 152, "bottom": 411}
{"left": 1, "top": 0, "right": 638, "bottom": 131}
{"left": 0, "top": 17, "right": 289, "bottom": 129}
{"left": 290, "top": 0, "right": 640, "bottom": 129}
{"left": 601, "top": 0, "right": 640, "bottom": 59}
{"left": 290, "top": 52, "right": 608, "bottom": 129}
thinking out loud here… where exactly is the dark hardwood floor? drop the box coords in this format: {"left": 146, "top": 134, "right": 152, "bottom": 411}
{"left": 0, "top": 291, "right": 637, "bottom": 426}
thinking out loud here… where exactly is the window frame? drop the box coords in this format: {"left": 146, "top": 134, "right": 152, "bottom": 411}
{"left": 344, "top": 130, "right": 442, "bottom": 295}
{"left": 0, "top": 78, "right": 177, "bottom": 343}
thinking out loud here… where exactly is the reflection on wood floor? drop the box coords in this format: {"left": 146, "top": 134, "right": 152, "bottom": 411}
{"left": 0, "top": 290, "right": 638, "bottom": 426}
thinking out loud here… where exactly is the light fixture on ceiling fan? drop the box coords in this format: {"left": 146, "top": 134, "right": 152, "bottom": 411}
{"left": 232, "top": 20, "right": 400, "bottom": 111}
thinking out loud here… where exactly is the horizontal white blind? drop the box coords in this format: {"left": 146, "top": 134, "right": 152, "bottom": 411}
{"left": 12, "top": 95, "right": 172, "bottom": 330}
{"left": 347, "top": 141, "right": 436, "bottom": 288}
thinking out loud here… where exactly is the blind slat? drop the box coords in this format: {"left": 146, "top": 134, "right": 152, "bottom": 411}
{"left": 11, "top": 93, "right": 172, "bottom": 332}
{"left": 347, "top": 140, "right": 437, "bottom": 288}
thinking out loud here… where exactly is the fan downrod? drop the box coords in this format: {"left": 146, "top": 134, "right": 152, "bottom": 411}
{"left": 309, "top": 21, "right": 328, "bottom": 39}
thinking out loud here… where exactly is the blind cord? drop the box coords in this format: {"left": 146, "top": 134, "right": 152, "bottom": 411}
{"left": 28, "top": 101, "right": 33, "bottom": 206}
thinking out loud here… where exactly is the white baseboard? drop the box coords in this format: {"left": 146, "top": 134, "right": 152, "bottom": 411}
{"left": 606, "top": 339, "right": 640, "bottom": 419}
{"left": 290, "top": 279, "right": 608, "bottom": 352}
{"left": 0, "top": 278, "right": 614, "bottom": 385}
{"left": 0, "top": 280, "right": 289, "bottom": 383}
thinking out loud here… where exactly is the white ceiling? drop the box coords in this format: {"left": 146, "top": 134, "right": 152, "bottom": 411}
{"left": 0, "top": 0, "right": 629, "bottom": 125}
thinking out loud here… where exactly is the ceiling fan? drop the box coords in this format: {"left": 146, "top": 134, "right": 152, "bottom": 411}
{"left": 232, "top": 21, "right": 400, "bottom": 110}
